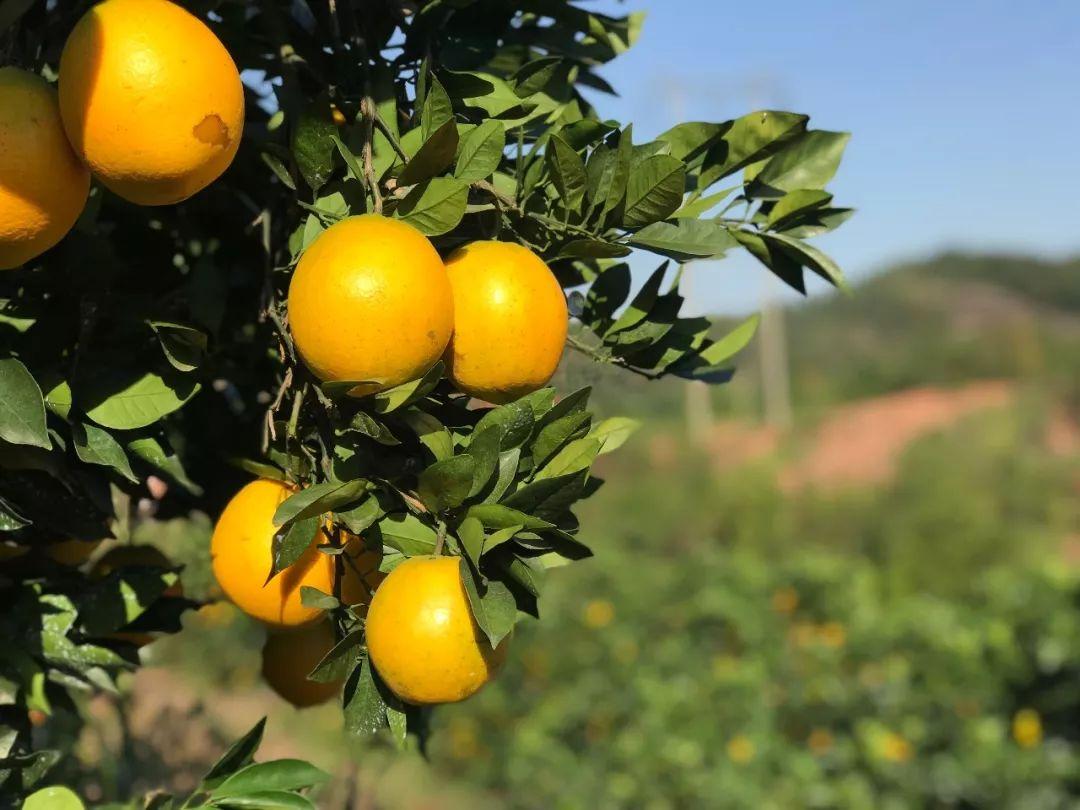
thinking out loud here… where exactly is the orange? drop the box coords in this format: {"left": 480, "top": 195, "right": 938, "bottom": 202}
{"left": 445, "top": 241, "right": 567, "bottom": 403}
{"left": 90, "top": 544, "right": 181, "bottom": 647}
{"left": 339, "top": 536, "right": 385, "bottom": 607}
{"left": 46, "top": 538, "right": 103, "bottom": 566}
{"left": 366, "top": 556, "right": 508, "bottom": 705}
{"left": 58, "top": 0, "right": 244, "bottom": 205}
{"left": 261, "top": 620, "right": 342, "bottom": 707}
{"left": 0, "top": 68, "right": 90, "bottom": 269}
{"left": 287, "top": 215, "right": 454, "bottom": 395}
{"left": 211, "top": 479, "right": 334, "bottom": 630}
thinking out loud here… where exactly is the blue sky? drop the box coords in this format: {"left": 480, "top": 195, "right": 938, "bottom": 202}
{"left": 585, "top": 0, "right": 1080, "bottom": 313}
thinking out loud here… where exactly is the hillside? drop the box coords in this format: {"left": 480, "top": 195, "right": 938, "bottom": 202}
{"left": 573, "top": 252, "right": 1080, "bottom": 422}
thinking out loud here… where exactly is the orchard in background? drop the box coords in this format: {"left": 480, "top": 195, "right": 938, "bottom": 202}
{"left": 0, "top": 0, "right": 850, "bottom": 805}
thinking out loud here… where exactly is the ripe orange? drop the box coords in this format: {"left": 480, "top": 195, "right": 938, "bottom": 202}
{"left": 91, "top": 544, "right": 181, "bottom": 647}
{"left": 366, "top": 556, "right": 509, "bottom": 705}
{"left": 261, "top": 620, "right": 342, "bottom": 708}
{"left": 445, "top": 241, "right": 567, "bottom": 403}
{"left": 287, "top": 215, "right": 454, "bottom": 395}
{"left": 46, "top": 538, "right": 103, "bottom": 567}
{"left": 58, "top": 0, "right": 244, "bottom": 205}
{"left": 339, "top": 536, "right": 385, "bottom": 607}
{"left": 0, "top": 68, "right": 90, "bottom": 270}
{"left": 211, "top": 479, "right": 334, "bottom": 630}
{"left": 211, "top": 480, "right": 380, "bottom": 628}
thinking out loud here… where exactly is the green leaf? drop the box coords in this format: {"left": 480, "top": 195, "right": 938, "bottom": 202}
{"left": 622, "top": 155, "right": 685, "bottom": 228}
{"left": 331, "top": 134, "right": 364, "bottom": 183}
{"left": 261, "top": 151, "right": 297, "bottom": 190}
{"left": 762, "top": 231, "right": 846, "bottom": 288}
{"left": 532, "top": 411, "right": 591, "bottom": 470}
{"left": 589, "top": 416, "right": 640, "bottom": 455}
{"left": 467, "top": 503, "right": 554, "bottom": 532}
{"left": 343, "top": 658, "right": 388, "bottom": 739}
{"left": 72, "top": 422, "right": 137, "bottom": 483}
{"left": 214, "top": 792, "right": 315, "bottom": 810}
{"left": 698, "top": 313, "right": 761, "bottom": 365}
{"left": 457, "top": 515, "right": 484, "bottom": 566}
{"left": 766, "top": 189, "right": 833, "bottom": 229}
{"left": 441, "top": 70, "right": 538, "bottom": 119}
{"left": 350, "top": 412, "right": 399, "bottom": 446}
{"left": 467, "top": 427, "right": 503, "bottom": 497}
{"left": 270, "top": 514, "right": 320, "bottom": 579}
{"left": 534, "top": 436, "right": 601, "bottom": 481}
{"left": 421, "top": 74, "right": 454, "bottom": 141}
{"left": 201, "top": 719, "right": 267, "bottom": 790}
{"left": 455, "top": 120, "right": 504, "bottom": 182}
{"left": 513, "top": 56, "right": 563, "bottom": 97}
{"left": 370, "top": 513, "right": 437, "bottom": 556}
{"left": 308, "top": 630, "right": 363, "bottom": 684}
{"left": 503, "top": 470, "right": 589, "bottom": 522}
{"left": 583, "top": 263, "right": 631, "bottom": 327}
{"left": 211, "top": 760, "right": 328, "bottom": 799}
{"left": 43, "top": 378, "right": 72, "bottom": 419}
{"left": 777, "top": 207, "right": 855, "bottom": 239}
{"left": 127, "top": 435, "right": 202, "bottom": 495}
{"left": 698, "top": 111, "right": 809, "bottom": 188}
{"left": 607, "top": 265, "right": 666, "bottom": 335}
{"left": 418, "top": 455, "right": 476, "bottom": 512}
{"left": 546, "top": 135, "right": 587, "bottom": 213}
{"left": 291, "top": 97, "right": 338, "bottom": 191}
{"left": 24, "top": 786, "right": 83, "bottom": 810}
{"left": 299, "top": 586, "right": 339, "bottom": 610}
{"left": 369, "top": 362, "right": 444, "bottom": 414}
{"left": 474, "top": 400, "right": 535, "bottom": 450}
{"left": 484, "top": 448, "right": 520, "bottom": 504}
{"left": 657, "top": 121, "right": 726, "bottom": 162}
{"left": 395, "top": 177, "right": 468, "bottom": 236}
{"left": 401, "top": 410, "right": 453, "bottom": 461}
{"left": 273, "top": 480, "right": 368, "bottom": 526}
{"left": 673, "top": 185, "right": 739, "bottom": 219}
{"left": 399, "top": 119, "right": 459, "bottom": 186}
{"left": 556, "top": 239, "right": 631, "bottom": 260}
{"left": 147, "top": 321, "right": 207, "bottom": 373}
{"left": 82, "top": 370, "right": 199, "bottom": 430}
{"left": 629, "top": 219, "right": 736, "bottom": 261}
{"left": 459, "top": 558, "right": 516, "bottom": 648}
{"left": 747, "top": 130, "right": 850, "bottom": 198}
{"left": 335, "top": 491, "right": 390, "bottom": 535}
{"left": 0, "top": 357, "right": 49, "bottom": 448}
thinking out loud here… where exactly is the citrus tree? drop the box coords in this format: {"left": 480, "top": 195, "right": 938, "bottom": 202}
{"left": 0, "top": 0, "right": 851, "bottom": 804}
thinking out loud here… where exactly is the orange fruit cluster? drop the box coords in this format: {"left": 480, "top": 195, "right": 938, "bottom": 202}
{"left": 1, "top": 0, "right": 242, "bottom": 269}
{"left": 288, "top": 215, "right": 569, "bottom": 404}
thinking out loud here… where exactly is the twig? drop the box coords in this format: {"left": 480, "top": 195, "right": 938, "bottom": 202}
{"left": 433, "top": 520, "right": 447, "bottom": 556}
{"left": 472, "top": 179, "right": 521, "bottom": 214}
{"left": 566, "top": 333, "right": 661, "bottom": 381}
{"left": 373, "top": 111, "right": 410, "bottom": 162}
{"left": 360, "top": 96, "right": 383, "bottom": 214}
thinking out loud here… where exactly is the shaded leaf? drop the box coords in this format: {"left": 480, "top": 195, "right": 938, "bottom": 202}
{"left": 0, "top": 358, "right": 49, "bottom": 449}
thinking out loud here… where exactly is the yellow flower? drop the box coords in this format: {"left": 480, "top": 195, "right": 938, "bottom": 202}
{"left": 878, "top": 731, "right": 913, "bottom": 763}
{"left": 583, "top": 599, "right": 615, "bottom": 629}
{"left": 807, "top": 728, "right": 833, "bottom": 756}
{"left": 1012, "top": 708, "right": 1043, "bottom": 749}
{"left": 726, "top": 735, "right": 756, "bottom": 764}
{"left": 771, "top": 586, "right": 799, "bottom": 615}
{"left": 818, "top": 621, "right": 847, "bottom": 649}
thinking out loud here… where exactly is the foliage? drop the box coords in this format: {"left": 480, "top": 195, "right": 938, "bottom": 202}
{"left": 426, "top": 415, "right": 1080, "bottom": 809}
{"left": 0, "top": 0, "right": 851, "bottom": 803}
